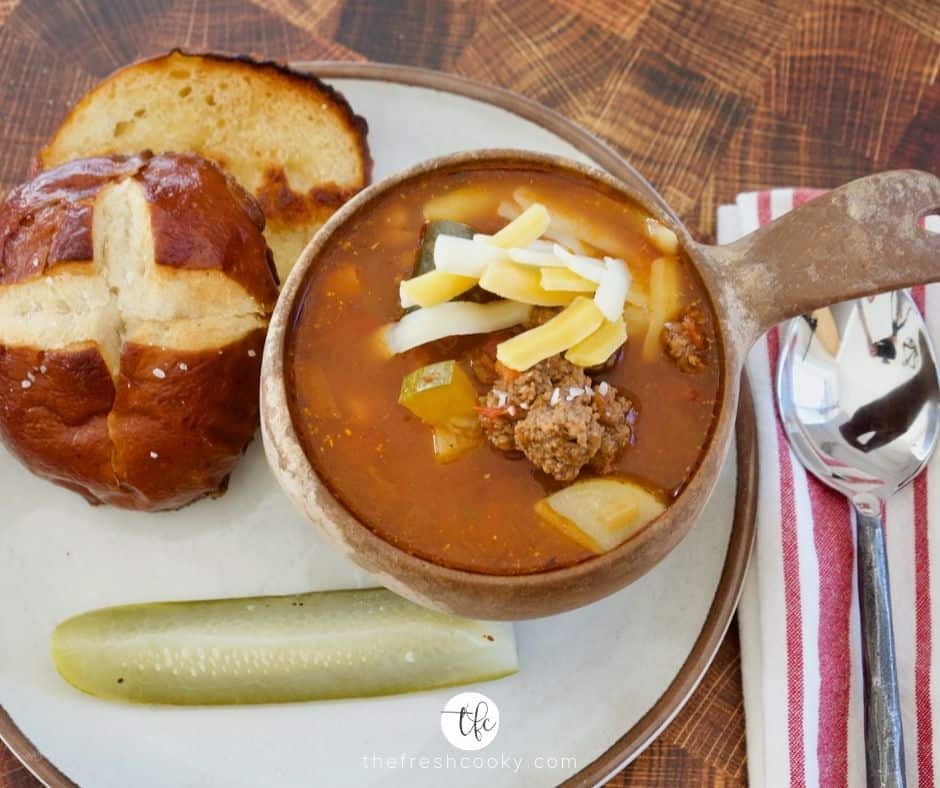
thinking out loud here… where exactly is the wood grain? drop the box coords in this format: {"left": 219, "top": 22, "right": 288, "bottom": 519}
{"left": 635, "top": 0, "right": 808, "bottom": 95}
{"left": 454, "top": 0, "right": 629, "bottom": 115}
{"left": 0, "top": 0, "right": 936, "bottom": 786}
{"left": 762, "top": 2, "right": 940, "bottom": 163}
{"left": 573, "top": 46, "right": 755, "bottom": 215}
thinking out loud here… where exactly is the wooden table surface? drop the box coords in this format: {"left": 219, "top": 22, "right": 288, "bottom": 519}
{"left": 0, "top": 0, "right": 936, "bottom": 785}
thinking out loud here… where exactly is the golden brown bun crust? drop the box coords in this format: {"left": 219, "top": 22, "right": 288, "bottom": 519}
{"left": 108, "top": 330, "right": 266, "bottom": 509}
{"left": 0, "top": 152, "right": 279, "bottom": 303}
{"left": 37, "top": 50, "right": 373, "bottom": 219}
{"left": 173, "top": 51, "right": 373, "bottom": 223}
{"left": 0, "top": 155, "right": 144, "bottom": 283}
{"left": 0, "top": 344, "right": 117, "bottom": 504}
{"left": 0, "top": 153, "right": 277, "bottom": 510}
{"left": 0, "top": 332, "right": 265, "bottom": 510}
{"left": 38, "top": 50, "right": 372, "bottom": 279}
{"left": 139, "top": 153, "right": 279, "bottom": 309}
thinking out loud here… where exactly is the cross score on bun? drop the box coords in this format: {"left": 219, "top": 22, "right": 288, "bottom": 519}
{"left": 0, "top": 152, "right": 279, "bottom": 510}
{"left": 39, "top": 51, "right": 372, "bottom": 280}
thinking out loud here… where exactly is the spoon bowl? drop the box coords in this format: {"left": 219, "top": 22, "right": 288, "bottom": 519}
{"left": 777, "top": 291, "right": 940, "bottom": 510}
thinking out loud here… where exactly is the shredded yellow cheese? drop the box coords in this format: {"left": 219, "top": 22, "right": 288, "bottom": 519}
{"left": 540, "top": 267, "right": 596, "bottom": 292}
{"left": 565, "top": 318, "right": 627, "bottom": 367}
{"left": 400, "top": 270, "right": 478, "bottom": 309}
{"left": 496, "top": 297, "right": 604, "bottom": 371}
{"left": 488, "top": 203, "right": 550, "bottom": 249}
{"left": 479, "top": 260, "right": 580, "bottom": 307}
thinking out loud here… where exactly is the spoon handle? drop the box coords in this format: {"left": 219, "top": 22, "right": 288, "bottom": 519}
{"left": 856, "top": 508, "right": 907, "bottom": 788}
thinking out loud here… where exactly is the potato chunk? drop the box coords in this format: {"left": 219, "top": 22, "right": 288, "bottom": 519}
{"left": 535, "top": 478, "right": 666, "bottom": 553}
{"left": 642, "top": 256, "right": 682, "bottom": 362}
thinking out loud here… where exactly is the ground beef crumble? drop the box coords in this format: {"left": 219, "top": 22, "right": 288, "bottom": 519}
{"left": 524, "top": 306, "right": 560, "bottom": 329}
{"left": 662, "top": 305, "right": 711, "bottom": 373}
{"left": 477, "top": 355, "right": 636, "bottom": 482}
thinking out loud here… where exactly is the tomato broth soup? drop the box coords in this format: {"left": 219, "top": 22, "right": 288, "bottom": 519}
{"left": 286, "top": 163, "right": 721, "bottom": 575}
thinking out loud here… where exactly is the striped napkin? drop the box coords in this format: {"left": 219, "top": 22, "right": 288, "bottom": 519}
{"left": 720, "top": 189, "right": 940, "bottom": 788}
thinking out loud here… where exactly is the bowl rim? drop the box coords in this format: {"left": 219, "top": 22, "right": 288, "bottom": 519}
{"left": 261, "top": 147, "right": 734, "bottom": 617}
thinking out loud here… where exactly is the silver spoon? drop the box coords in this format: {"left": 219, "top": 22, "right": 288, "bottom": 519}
{"left": 777, "top": 290, "right": 940, "bottom": 788}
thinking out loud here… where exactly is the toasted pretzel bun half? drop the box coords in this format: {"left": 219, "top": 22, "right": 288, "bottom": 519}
{"left": 38, "top": 51, "right": 371, "bottom": 281}
{"left": 0, "top": 152, "right": 279, "bottom": 510}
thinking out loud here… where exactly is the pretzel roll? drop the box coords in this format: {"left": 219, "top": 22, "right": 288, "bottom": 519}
{"left": 0, "top": 152, "right": 279, "bottom": 510}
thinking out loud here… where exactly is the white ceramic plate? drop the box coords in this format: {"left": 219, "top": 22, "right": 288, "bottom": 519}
{"left": 0, "top": 64, "right": 755, "bottom": 787}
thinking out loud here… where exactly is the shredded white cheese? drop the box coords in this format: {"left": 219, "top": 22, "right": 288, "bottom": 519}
{"left": 152, "top": 368, "right": 166, "bottom": 379}
{"left": 149, "top": 451, "right": 159, "bottom": 459}
{"left": 496, "top": 201, "right": 521, "bottom": 223}
{"left": 594, "top": 257, "right": 631, "bottom": 321}
{"left": 434, "top": 234, "right": 508, "bottom": 277}
{"left": 248, "top": 349, "right": 257, "bottom": 358}
{"left": 507, "top": 246, "right": 564, "bottom": 268}
{"left": 383, "top": 300, "right": 531, "bottom": 355}
{"left": 494, "top": 390, "right": 508, "bottom": 408}
{"left": 178, "top": 362, "right": 189, "bottom": 371}
{"left": 599, "top": 381, "right": 610, "bottom": 396}
{"left": 20, "top": 379, "right": 31, "bottom": 389}
{"left": 549, "top": 387, "right": 561, "bottom": 406}
{"left": 553, "top": 243, "right": 605, "bottom": 283}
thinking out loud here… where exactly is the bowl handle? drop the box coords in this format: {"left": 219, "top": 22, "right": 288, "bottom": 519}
{"left": 692, "top": 170, "right": 940, "bottom": 351}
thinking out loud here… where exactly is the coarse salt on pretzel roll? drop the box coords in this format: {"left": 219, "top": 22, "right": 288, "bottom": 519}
{"left": 0, "top": 152, "right": 279, "bottom": 510}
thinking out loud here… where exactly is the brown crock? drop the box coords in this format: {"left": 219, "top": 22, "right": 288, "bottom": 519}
{"left": 261, "top": 149, "right": 940, "bottom": 619}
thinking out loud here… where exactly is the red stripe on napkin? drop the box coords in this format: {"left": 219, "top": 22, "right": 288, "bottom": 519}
{"left": 759, "top": 191, "right": 807, "bottom": 785}
{"left": 811, "top": 485, "right": 853, "bottom": 788}
{"left": 914, "top": 279, "right": 935, "bottom": 788}
{"left": 915, "top": 471, "right": 934, "bottom": 787}
{"left": 767, "top": 322, "right": 807, "bottom": 787}
{"left": 792, "top": 189, "right": 822, "bottom": 208}
{"left": 758, "top": 191, "right": 772, "bottom": 226}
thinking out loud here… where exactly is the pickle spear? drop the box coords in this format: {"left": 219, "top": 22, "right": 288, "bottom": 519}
{"left": 51, "top": 588, "right": 517, "bottom": 705}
